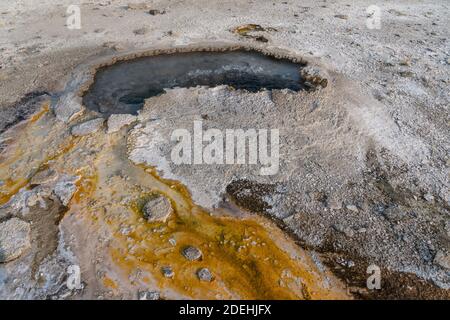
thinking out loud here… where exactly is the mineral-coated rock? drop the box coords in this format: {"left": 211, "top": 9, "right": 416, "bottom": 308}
{"left": 161, "top": 266, "right": 174, "bottom": 278}
{"left": 30, "top": 168, "right": 59, "bottom": 185}
{"left": 0, "top": 218, "right": 31, "bottom": 263}
{"left": 182, "top": 246, "right": 202, "bottom": 261}
{"left": 142, "top": 194, "right": 173, "bottom": 222}
{"left": 71, "top": 118, "right": 104, "bottom": 137}
{"left": 196, "top": 268, "right": 213, "bottom": 282}
{"left": 53, "top": 175, "right": 79, "bottom": 206}
{"left": 107, "top": 114, "right": 137, "bottom": 133}
{"left": 54, "top": 93, "right": 84, "bottom": 123}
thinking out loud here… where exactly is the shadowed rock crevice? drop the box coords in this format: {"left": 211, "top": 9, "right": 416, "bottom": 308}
{"left": 0, "top": 92, "right": 50, "bottom": 134}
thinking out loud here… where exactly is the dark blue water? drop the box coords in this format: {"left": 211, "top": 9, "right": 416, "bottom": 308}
{"left": 83, "top": 50, "right": 306, "bottom": 116}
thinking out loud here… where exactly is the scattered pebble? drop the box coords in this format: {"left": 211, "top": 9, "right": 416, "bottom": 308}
{"left": 334, "top": 14, "right": 349, "bottom": 20}
{"left": 142, "top": 194, "right": 173, "bottom": 222}
{"left": 168, "top": 238, "right": 177, "bottom": 246}
{"left": 182, "top": 246, "right": 202, "bottom": 261}
{"left": 233, "top": 24, "right": 265, "bottom": 36}
{"left": 333, "top": 224, "right": 355, "bottom": 238}
{"left": 148, "top": 9, "right": 166, "bottom": 15}
{"left": 346, "top": 204, "right": 359, "bottom": 212}
{"left": 196, "top": 268, "right": 213, "bottom": 282}
{"left": 161, "top": 266, "right": 174, "bottom": 278}
{"left": 133, "top": 27, "right": 148, "bottom": 35}
{"left": 102, "top": 42, "right": 125, "bottom": 51}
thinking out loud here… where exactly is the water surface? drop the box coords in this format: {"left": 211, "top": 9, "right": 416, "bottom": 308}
{"left": 83, "top": 50, "right": 306, "bottom": 116}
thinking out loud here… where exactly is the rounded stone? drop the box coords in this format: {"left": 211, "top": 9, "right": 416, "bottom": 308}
{"left": 0, "top": 218, "right": 31, "bottom": 263}
{"left": 181, "top": 246, "right": 202, "bottom": 261}
{"left": 196, "top": 268, "right": 213, "bottom": 282}
{"left": 161, "top": 266, "right": 174, "bottom": 278}
{"left": 142, "top": 194, "right": 173, "bottom": 222}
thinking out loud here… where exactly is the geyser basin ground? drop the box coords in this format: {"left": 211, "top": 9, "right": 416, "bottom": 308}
{"left": 1, "top": 0, "right": 449, "bottom": 301}
{"left": 82, "top": 50, "right": 306, "bottom": 116}
{"left": 1, "top": 43, "right": 449, "bottom": 299}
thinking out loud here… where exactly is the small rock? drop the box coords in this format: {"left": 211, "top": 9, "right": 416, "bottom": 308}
{"left": 233, "top": 24, "right": 265, "bottom": 36}
{"left": 53, "top": 175, "right": 79, "bottom": 206}
{"left": 196, "top": 268, "right": 213, "bottom": 282}
{"left": 398, "top": 71, "right": 414, "bottom": 78}
{"left": 346, "top": 204, "right": 359, "bottom": 212}
{"left": 107, "top": 114, "right": 137, "bottom": 133}
{"left": 334, "top": 14, "right": 349, "bottom": 20}
{"left": 3, "top": 186, "right": 52, "bottom": 216}
{"left": 328, "top": 199, "right": 342, "bottom": 210}
{"left": 300, "top": 66, "right": 328, "bottom": 89}
{"left": 434, "top": 250, "right": 450, "bottom": 269}
{"left": 254, "top": 35, "right": 268, "bottom": 43}
{"left": 138, "top": 290, "right": 160, "bottom": 300}
{"left": 142, "top": 194, "right": 173, "bottom": 222}
{"left": 54, "top": 93, "right": 84, "bottom": 123}
{"left": 133, "top": 27, "right": 148, "bottom": 35}
{"left": 102, "top": 42, "right": 125, "bottom": 51}
{"left": 161, "top": 266, "right": 174, "bottom": 278}
{"left": 148, "top": 9, "right": 165, "bottom": 15}
{"left": 382, "top": 205, "right": 407, "bottom": 222}
{"left": 313, "top": 191, "right": 327, "bottom": 205}
{"left": 424, "top": 193, "right": 434, "bottom": 202}
{"left": 399, "top": 58, "right": 412, "bottom": 67}
{"left": 71, "top": 118, "right": 104, "bottom": 137}
{"left": 182, "top": 246, "right": 202, "bottom": 261}
{"left": 333, "top": 224, "right": 355, "bottom": 238}
{"left": 0, "top": 218, "right": 31, "bottom": 263}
